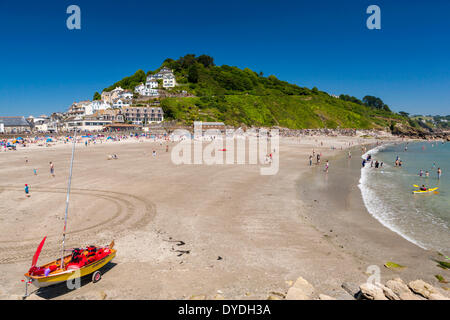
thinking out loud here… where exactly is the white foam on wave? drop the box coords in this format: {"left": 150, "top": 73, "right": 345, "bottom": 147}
{"left": 358, "top": 143, "right": 429, "bottom": 250}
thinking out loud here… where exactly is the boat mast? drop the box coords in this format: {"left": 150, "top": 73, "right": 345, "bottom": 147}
{"left": 60, "top": 126, "right": 77, "bottom": 270}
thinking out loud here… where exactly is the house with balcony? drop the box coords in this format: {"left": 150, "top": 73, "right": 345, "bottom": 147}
{"left": 122, "top": 106, "right": 164, "bottom": 124}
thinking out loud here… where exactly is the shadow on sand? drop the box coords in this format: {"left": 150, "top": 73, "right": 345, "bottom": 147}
{"left": 27, "top": 262, "right": 117, "bottom": 300}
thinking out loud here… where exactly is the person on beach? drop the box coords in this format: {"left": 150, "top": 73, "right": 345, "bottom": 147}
{"left": 25, "top": 184, "right": 30, "bottom": 197}
{"left": 33, "top": 168, "right": 37, "bottom": 175}
{"left": 375, "top": 160, "right": 379, "bottom": 169}
{"left": 362, "top": 159, "right": 366, "bottom": 167}
{"left": 325, "top": 160, "right": 329, "bottom": 173}
{"left": 50, "top": 162, "right": 55, "bottom": 177}
{"left": 309, "top": 155, "right": 313, "bottom": 166}
{"left": 348, "top": 151, "right": 351, "bottom": 159}
{"left": 438, "top": 168, "right": 442, "bottom": 180}
{"left": 316, "top": 154, "right": 320, "bottom": 164}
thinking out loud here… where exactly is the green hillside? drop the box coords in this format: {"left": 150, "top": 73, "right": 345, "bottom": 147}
{"left": 101, "top": 54, "right": 421, "bottom": 131}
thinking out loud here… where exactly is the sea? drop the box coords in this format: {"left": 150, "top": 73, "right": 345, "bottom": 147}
{"left": 359, "top": 141, "right": 449, "bottom": 254}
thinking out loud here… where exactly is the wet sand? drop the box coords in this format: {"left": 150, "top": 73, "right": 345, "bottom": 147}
{"left": 0, "top": 136, "right": 447, "bottom": 300}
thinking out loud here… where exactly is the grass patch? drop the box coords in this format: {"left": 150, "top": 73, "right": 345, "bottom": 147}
{"left": 384, "top": 262, "right": 406, "bottom": 270}
{"left": 436, "top": 260, "right": 450, "bottom": 270}
{"left": 435, "top": 275, "right": 448, "bottom": 283}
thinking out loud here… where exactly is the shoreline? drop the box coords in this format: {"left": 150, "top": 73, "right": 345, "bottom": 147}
{"left": 296, "top": 143, "right": 446, "bottom": 289}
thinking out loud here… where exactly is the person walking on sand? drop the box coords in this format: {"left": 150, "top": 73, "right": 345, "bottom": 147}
{"left": 309, "top": 155, "right": 313, "bottom": 166}
{"left": 325, "top": 160, "right": 329, "bottom": 173}
{"left": 24, "top": 184, "right": 30, "bottom": 198}
{"left": 50, "top": 162, "right": 55, "bottom": 177}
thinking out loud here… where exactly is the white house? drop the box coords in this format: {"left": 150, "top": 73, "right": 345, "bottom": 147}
{"left": 147, "top": 67, "right": 177, "bottom": 88}
{"left": 162, "top": 73, "right": 177, "bottom": 88}
{"left": 146, "top": 79, "right": 158, "bottom": 89}
{"left": 135, "top": 82, "right": 159, "bottom": 97}
{"left": 119, "top": 90, "right": 133, "bottom": 100}
{"left": 112, "top": 98, "right": 131, "bottom": 108}
{"left": 135, "top": 83, "right": 145, "bottom": 96}
{"left": 85, "top": 100, "right": 111, "bottom": 116}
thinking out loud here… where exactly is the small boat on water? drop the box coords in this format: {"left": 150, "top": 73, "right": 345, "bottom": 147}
{"left": 412, "top": 187, "right": 439, "bottom": 194}
{"left": 23, "top": 128, "right": 116, "bottom": 295}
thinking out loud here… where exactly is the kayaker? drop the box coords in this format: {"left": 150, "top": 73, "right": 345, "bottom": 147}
{"left": 420, "top": 185, "right": 428, "bottom": 191}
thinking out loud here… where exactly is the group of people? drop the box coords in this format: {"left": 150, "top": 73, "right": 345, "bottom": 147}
{"left": 394, "top": 156, "right": 403, "bottom": 167}
{"left": 24, "top": 161, "right": 55, "bottom": 198}
{"left": 361, "top": 155, "right": 383, "bottom": 169}
{"left": 308, "top": 150, "right": 329, "bottom": 173}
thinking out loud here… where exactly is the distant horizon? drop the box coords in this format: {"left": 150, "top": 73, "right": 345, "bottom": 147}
{"left": 1, "top": 0, "right": 449, "bottom": 117}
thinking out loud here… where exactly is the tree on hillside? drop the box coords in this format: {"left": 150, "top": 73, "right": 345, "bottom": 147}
{"left": 197, "top": 55, "right": 215, "bottom": 68}
{"left": 178, "top": 54, "right": 197, "bottom": 69}
{"left": 339, "top": 94, "right": 363, "bottom": 105}
{"left": 188, "top": 64, "right": 200, "bottom": 83}
{"left": 399, "top": 111, "right": 409, "bottom": 117}
{"left": 93, "top": 92, "right": 101, "bottom": 100}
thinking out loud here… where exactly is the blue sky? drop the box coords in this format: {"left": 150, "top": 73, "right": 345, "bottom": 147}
{"left": 0, "top": 0, "right": 449, "bottom": 116}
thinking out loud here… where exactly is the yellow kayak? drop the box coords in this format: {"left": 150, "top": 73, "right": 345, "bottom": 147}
{"left": 412, "top": 187, "right": 439, "bottom": 194}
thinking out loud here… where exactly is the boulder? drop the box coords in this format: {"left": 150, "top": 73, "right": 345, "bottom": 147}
{"left": 408, "top": 280, "right": 449, "bottom": 300}
{"left": 378, "top": 284, "right": 400, "bottom": 300}
{"left": 359, "top": 283, "right": 388, "bottom": 300}
{"left": 386, "top": 278, "right": 421, "bottom": 300}
{"left": 285, "top": 288, "right": 311, "bottom": 300}
{"left": 286, "top": 276, "right": 315, "bottom": 300}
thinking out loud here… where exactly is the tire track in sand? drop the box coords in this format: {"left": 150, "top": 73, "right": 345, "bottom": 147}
{"left": 0, "top": 186, "right": 156, "bottom": 264}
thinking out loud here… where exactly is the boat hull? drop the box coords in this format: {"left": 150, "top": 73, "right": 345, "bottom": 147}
{"left": 25, "top": 249, "right": 116, "bottom": 288}
{"left": 412, "top": 187, "right": 439, "bottom": 194}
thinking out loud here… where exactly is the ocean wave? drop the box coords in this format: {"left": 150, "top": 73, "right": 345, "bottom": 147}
{"left": 358, "top": 144, "right": 429, "bottom": 250}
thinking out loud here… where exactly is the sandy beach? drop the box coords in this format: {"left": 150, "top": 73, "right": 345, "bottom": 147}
{"left": 0, "top": 134, "right": 447, "bottom": 300}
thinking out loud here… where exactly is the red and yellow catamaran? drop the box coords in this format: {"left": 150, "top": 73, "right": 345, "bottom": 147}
{"left": 23, "top": 129, "right": 116, "bottom": 295}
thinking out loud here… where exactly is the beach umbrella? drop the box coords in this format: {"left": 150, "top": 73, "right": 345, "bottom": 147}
{"left": 46, "top": 138, "right": 53, "bottom": 142}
